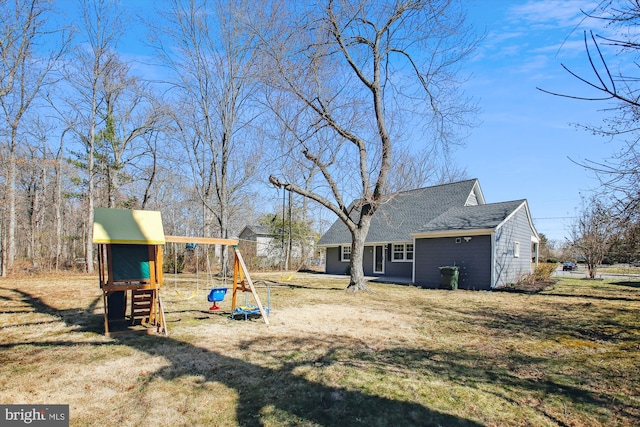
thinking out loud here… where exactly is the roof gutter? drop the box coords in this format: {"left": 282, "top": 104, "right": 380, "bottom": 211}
{"left": 317, "top": 239, "right": 412, "bottom": 248}
{"left": 411, "top": 228, "right": 495, "bottom": 239}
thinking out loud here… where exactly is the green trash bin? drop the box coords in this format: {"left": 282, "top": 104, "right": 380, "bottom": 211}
{"left": 439, "top": 266, "right": 459, "bottom": 290}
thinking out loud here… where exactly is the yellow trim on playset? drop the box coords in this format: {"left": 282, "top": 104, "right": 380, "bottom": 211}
{"left": 93, "top": 208, "right": 165, "bottom": 245}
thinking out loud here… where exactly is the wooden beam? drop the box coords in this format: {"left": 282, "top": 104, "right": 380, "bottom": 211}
{"left": 164, "top": 235, "right": 239, "bottom": 245}
{"left": 233, "top": 247, "right": 270, "bottom": 325}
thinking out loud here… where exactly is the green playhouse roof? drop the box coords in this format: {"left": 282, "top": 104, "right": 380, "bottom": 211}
{"left": 93, "top": 208, "right": 165, "bottom": 245}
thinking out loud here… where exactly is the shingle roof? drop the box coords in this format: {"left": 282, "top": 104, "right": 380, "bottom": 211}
{"left": 240, "top": 224, "right": 271, "bottom": 236}
{"left": 318, "top": 179, "right": 482, "bottom": 245}
{"left": 417, "top": 200, "right": 526, "bottom": 234}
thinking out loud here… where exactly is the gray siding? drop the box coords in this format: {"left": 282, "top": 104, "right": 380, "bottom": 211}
{"left": 383, "top": 260, "right": 412, "bottom": 278}
{"left": 325, "top": 244, "right": 411, "bottom": 279}
{"left": 381, "top": 243, "right": 413, "bottom": 278}
{"left": 363, "top": 246, "right": 374, "bottom": 275}
{"left": 325, "top": 246, "right": 350, "bottom": 275}
{"left": 494, "top": 207, "right": 534, "bottom": 287}
{"left": 414, "top": 235, "right": 492, "bottom": 290}
{"left": 364, "top": 244, "right": 412, "bottom": 278}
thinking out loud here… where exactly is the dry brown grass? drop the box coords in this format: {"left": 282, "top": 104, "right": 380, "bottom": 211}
{"left": 1, "top": 272, "right": 639, "bottom": 426}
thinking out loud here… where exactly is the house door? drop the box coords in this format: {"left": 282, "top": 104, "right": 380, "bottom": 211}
{"left": 374, "top": 245, "right": 384, "bottom": 274}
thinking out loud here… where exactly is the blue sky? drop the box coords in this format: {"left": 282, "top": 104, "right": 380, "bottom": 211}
{"left": 461, "top": 0, "right": 618, "bottom": 243}
{"left": 64, "top": 0, "right": 617, "bottom": 243}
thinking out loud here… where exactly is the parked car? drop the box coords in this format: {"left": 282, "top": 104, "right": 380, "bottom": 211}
{"left": 562, "top": 261, "right": 577, "bottom": 271}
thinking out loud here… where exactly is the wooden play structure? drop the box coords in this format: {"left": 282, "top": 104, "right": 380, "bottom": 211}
{"left": 163, "top": 235, "right": 270, "bottom": 325}
{"left": 93, "top": 208, "right": 168, "bottom": 336}
{"left": 93, "top": 208, "right": 269, "bottom": 337}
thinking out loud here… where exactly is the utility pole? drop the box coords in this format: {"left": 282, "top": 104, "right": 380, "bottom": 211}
{"left": 288, "top": 190, "right": 293, "bottom": 271}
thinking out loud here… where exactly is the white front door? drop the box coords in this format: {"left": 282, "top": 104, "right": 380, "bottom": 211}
{"left": 374, "top": 245, "right": 384, "bottom": 274}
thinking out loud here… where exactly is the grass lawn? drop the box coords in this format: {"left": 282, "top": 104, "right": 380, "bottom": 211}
{"left": 0, "top": 272, "right": 638, "bottom": 426}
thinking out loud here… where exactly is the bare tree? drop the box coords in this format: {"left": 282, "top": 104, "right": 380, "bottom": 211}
{"left": 570, "top": 197, "right": 616, "bottom": 279}
{"left": 0, "top": 0, "right": 68, "bottom": 274}
{"left": 93, "top": 63, "right": 167, "bottom": 209}
{"left": 538, "top": 1, "right": 640, "bottom": 233}
{"left": 18, "top": 118, "right": 59, "bottom": 269}
{"left": 386, "top": 144, "right": 469, "bottom": 193}
{"left": 254, "top": 0, "right": 479, "bottom": 291}
{"left": 61, "top": 0, "right": 127, "bottom": 273}
{"left": 152, "top": 0, "right": 262, "bottom": 272}
{"left": 52, "top": 127, "right": 69, "bottom": 270}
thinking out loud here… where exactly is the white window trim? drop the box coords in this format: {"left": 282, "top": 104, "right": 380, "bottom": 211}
{"left": 391, "top": 243, "right": 414, "bottom": 263}
{"left": 514, "top": 241, "right": 520, "bottom": 258}
{"left": 341, "top": 245, "right": 351, "bottom": 262}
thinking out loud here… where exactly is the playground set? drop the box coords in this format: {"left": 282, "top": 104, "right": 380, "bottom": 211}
{"left": 93, "top": 208, "right": 269, "bottom": 336}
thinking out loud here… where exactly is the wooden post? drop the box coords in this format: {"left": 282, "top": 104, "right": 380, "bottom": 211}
{"left": 156, "top": 291, "right": 167, "bottom": 336}
{"left": 233, "top": 246, "right": 269, "bottom": 325}
{"left": 102, "top": 291, "right": 109, "bottom": 335}
{"left": 232, "top": 253, "right": 243, "bottom": 311}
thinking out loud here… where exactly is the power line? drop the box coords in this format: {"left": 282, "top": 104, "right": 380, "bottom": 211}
{"left": 533, "top": 216, "right": 576, "bottom": 220}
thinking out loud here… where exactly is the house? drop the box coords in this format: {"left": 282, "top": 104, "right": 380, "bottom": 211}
{"left": 239, "top": 225, "right": 313, "bottom": 265}
{"left": 238, "top": 224, "right": 314, "bottom": 266}
{"left": 317, "top": 179, "right": 539, "bottom": 290}
{"left": 238, "top": 225, "right": 277, "bottom": 259}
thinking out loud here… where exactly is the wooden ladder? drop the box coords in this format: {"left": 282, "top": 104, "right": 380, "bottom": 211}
{"left": 131, "top": 289, "right": 154, "bottom": 325}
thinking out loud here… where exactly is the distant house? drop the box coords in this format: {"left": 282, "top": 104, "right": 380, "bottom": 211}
{"left": 238, "top": 225, "right": 279, "bottom": 260}
{"left": 317, "top": 179, "right": 539, "bottom": 290}
{"left": 238, "top": 224, "right": 314, "bottom": 267}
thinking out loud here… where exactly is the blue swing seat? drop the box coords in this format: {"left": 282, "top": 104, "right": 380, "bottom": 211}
{"left": 207, "top": 287, "right": 227, "bottom": 311}
{"left": 207, "top": 287, "right": 227, "bottom": 302}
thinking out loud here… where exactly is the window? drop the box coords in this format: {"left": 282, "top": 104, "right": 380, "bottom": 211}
{"left": 514, "top": 241, "right": 520, "bottom": 258}
{"left": 341, "top": 246, "right": 351, "bottom": 262}
{"left": 392, "top": 243, "right": 413, "bottom": 262}
{"left": 393, "top": 244, "right": 404, "bottom": 260}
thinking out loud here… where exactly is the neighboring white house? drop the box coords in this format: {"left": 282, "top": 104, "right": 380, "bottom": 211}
{"left": 239, "top": 225, "right": 281, "bottom": 260}
{"left": 238, "top": 224, "right": 316, "bottom": 268}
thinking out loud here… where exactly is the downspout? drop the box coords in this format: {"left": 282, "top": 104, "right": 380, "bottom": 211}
{"left": 412, "top": 237, "right": 416, "bottom": 285}
{"left": 490, "top": 232, "right": 496, "bottom": 289}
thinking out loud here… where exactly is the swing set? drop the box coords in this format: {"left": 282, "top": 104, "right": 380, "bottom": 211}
{"left": 93, "top": 208, "right": 269, "bottom": 337}
{"left": 165, "top": 235, "right": 270, "bottom": 325}
{"left": 170, "top": 242, "right": 215, "bottom": 301}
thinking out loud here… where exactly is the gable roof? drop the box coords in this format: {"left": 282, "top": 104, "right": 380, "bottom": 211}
{"left": 240, "top": 224, "right": 271, "bottom": 237}
{"left": 318, "top": 179, "right": 484, "bottom": 246}
{"left": 412, "top": 200, "right": 528, "bottom": 237}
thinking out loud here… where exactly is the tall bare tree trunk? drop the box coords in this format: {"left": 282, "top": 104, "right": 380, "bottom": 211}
{"left": 347, "top": 211, "right": 373, "bottom": 291}
{"left": 86, "top": 118, "right": 95, "bottom": 273}
{"left": 53, "top": 130, "right": 67, "bottom": 271}
{"left": 0, "top": 210, "right": 6, "bottom": 277}
{"left": 54, "top": 160, "right": 62, "bottom": 270}
{"left": 85, "top": 37, "right": 100, "bottom": 275}
{"left": 7, "top": 150, "right": 16, "bottom": 269}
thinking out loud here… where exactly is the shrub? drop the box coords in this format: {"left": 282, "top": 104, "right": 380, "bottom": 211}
{"left": 509, "top": 263, "right": 558, "bottom": 288}
{"left": 164, "top": 252, "right": 185, "bottom": 273}
{"left": 534, "top": 262, "right": 558, "bottom": 281}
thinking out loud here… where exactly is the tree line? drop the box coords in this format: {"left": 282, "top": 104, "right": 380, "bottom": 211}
{"left": 0, "top": 0, "right": 477, "bottom": 289}
{"left": 4, "top": 0, "right": 640, "bottom": 287}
